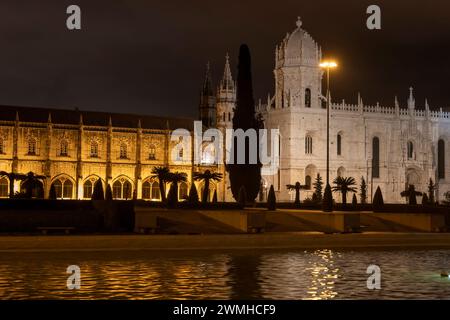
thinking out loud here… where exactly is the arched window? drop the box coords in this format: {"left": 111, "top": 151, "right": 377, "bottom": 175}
{"left": 52, "top": 180, "right": 63, "bottom": 199}
{"left": 337, "top": 134, "right": 342, "bottom": 156}
{"left": 438, "top": 139, "right": 445, "bottom": 179}
{"left": 90, "top": 141, "right": 98, "bottom": 158}
{"left": 123, "top": 181, "right": 132, "bottom": 199}
{"left": 28, "top": 138, "right": 37, "bottom": 155}
{"left": 142, "top": 181, "right": 151, "bottom": 199}
{"left": 305, "top": 135, "right": 313, "bottom": 155}
{"left": 113, "top": 181, "right": 122, "bottom": 199}
{"left": 305, "top": 88, "right": 311, "bottom": 108}
{"left": 337, "top": 167, "right": 346, "bottom": 177}
{"left": 120, "top": 143, "right": 128, "bottom": 159}
{"left": 151, "top": 181, "right": 161, "bottom": 200}
{"left": 305, "top": 175, "right": 312, "bottom": 190}
{"left": 407, "top": 141, "right": 414, "bottom": 159}
{"left": 83, "top": 180, "right": 93, "bottom": 198}
{"left": 179, "top": 182, "right": 188, "bottom": 201}
{"left": 0, "top": 177, "right": 8, "bottom": 198}
{"left": 113, "top": 179, "right": 133, "bottom": 199}
{"left": 228, "top": 113, "right": 231, "bottom": 121}
{"left": 63, "top": 180, "right": 73, "bottom": 199}
{"left": 372, "top": 137, "right": 380, "bottom": 178}
{"left": 149, "top": 144, "right": 156, "bottom": 160}
{"left": 305, "top": 164, "right": 317, "bottom": 191}
{"left": 223, "top": 113, "right": 226, "bottom": 122}
{"left": 60, "top": 140, "right": 68, "bottom": 156}
{"left": 0, "top": 137, "right": 4, "bottom": 154}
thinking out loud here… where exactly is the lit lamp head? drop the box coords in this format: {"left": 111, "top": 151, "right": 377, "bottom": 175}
{"left": 319, "top": 61, "right": 338, "bottom": 69}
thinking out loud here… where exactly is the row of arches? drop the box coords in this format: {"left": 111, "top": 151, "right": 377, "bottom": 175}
{"left": 0, "top": 174, "right": 217, "bottom": 201}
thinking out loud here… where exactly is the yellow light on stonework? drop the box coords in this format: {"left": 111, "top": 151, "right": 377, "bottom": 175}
{"left": 319, "top": 61, "right": 338, "bottom": 69}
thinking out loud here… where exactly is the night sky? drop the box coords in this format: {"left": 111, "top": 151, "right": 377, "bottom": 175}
{"left": 0, "top": 0, "right": 449, "bottom": 118}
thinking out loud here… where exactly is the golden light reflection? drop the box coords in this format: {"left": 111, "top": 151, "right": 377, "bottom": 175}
{"left": 305, "top": 249, "right": 339, "bottom": 300}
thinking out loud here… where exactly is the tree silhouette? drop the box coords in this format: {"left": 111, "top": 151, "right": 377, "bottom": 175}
{"left": 193, "top": 170, "right": 223, "bottom": 203}
{"left": 91, "top": 179, "right": 104, "bottom": 200}
{"left": 427, "top": 178, "right": 436, "bottom": 204}
{"left": 373, "top": 186, "right": 384, "bottom": 212}
{"left": 360, "top": 177, "right": 368, "bottom": 204}
{"left": 332, "top": 176, "right": 357, "bottom": 205}
{"left": 49, "top": 184, "right": 57, "bottom": 200}
{"left": 286, "top": 182, "right": 307, "bottom": 206}
{"left": 322, "top": 184, "right": 333, "bottom": 212}
{"left": 0, "top": 171, "right": 29, "bottom": 198}
{"left": 151, "top": 166, "right": 170, "bottom": 202}
{"left": 267, "top": 185, "right": 276, "bottom": 211}
{"left": 105, "top": 184, "right": 113, "bottom": 201}
{"left": 313, "top": 173, "right": 323, "bottom": 202}
{"left": 20, "top": 172, "right": 46, "bottom": 198}
{"left": 166, "top": 172, "right": 187, "bottom": 208}
{"left": 188, "top": 183, "right": 199, "bottom": 204}
{"left": 227, "top": 44, "right": 262, "bottom": 202}
{"left": 400, "top": 185, "right": 422, "bottom": 205}
{"left": 421, "top": 193, "right": 429, "bottom": 205}
{"left": 238, "top": 186, "right": 247, "bottom": 209}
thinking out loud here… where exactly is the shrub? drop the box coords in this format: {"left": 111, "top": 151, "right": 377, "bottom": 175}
{"left": 49, "top": 184, "right": 57, "bottom": 200}
{"left": 267, "top": 185, "right": 276, "bottom": 211}
{"left": 352, "top": 193, "right": 358, "bottom": 208}
{"left": 212, "top": 190, "right": 218, "bottom": 203}
{"left": 167, "top": 183, "right": 178, "bottom": 208}
{"left": 373, "top": 186, "right": 384, "bottom": 212}
{"left": 322, "top": 184, "right": 333, "bottom": 212}
{"left": 238, "top": 186, "right": 247, "bottom": 209}
{"left": 91, "top": 179, "right": 104, "bottom": 200}
{"left": 421, "top": 193, "right": 429, "bottom": 205}
{"left": 188, "top": 183, "right": 199, "bottom": 204}
{"left": 105, "top": 184, "right": 113, "bottom": 201}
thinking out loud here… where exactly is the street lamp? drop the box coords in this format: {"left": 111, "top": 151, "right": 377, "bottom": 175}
{"left": 319, "top": 60, "right": 338, "bottom": 186}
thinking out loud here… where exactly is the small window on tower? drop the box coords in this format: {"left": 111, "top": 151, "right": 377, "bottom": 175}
{"left": 407, "top": 141, "right": 414, "bottom": 160}
{"left": 305, "top": 135, "right": 313, "bottom": 155}
{"left": 305, "top": 88, "right": 311, "bottom": 108}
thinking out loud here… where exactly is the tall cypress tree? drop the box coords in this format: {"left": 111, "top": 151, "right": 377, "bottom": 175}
{"left": 227, "top": 44, "right": 261, "bottom": 202}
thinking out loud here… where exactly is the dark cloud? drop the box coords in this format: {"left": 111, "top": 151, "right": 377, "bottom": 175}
{"left": 0, "top": 0, "right": 449, "bottom": 118}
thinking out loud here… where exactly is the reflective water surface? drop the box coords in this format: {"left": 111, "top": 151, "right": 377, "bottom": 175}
{"left": 0, "top": 249, "right": 449, "bottom": 299}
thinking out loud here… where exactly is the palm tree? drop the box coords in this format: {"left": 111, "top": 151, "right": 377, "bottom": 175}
{"left": 0, "top": 171, "right": 26, "bottom": 198}
{"left": 19, "top": 172, "right": 46, "bottom": 198}
{"left": 400, "top": 185, "right": 422, "bottom": 205}
{"left": 166, "top": 172, "right": 187, "bottom": 206}
{"left": 151, "top": 166, "right": 170, "bottom": 202}
{"left": 332, "top": 176, "right": 357, "bottom": 205}
{"left": 0, "top": 171, "right": 45, "bottom": 198}
{"left": 193, "top": 170, "right": 223, "bottom": 203}
{"left": 286, "top": 182, "right": 307, "bottom": 206}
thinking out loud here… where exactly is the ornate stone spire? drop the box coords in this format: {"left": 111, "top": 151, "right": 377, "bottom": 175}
{"left": 202, "top": 62, "right": 213, "bottom": 96}
{"left": 296, "top": 16, "right": 302, "bottom": 29}
{"left": 408, "top": 86, "right": 415, "bottom": 109}
{"left": 220, "top": 53, "right": 234, "bottom": 91}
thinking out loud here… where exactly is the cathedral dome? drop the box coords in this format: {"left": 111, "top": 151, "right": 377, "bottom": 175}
{"left": 282, "top": 17, "right": 319, "bottom": 66}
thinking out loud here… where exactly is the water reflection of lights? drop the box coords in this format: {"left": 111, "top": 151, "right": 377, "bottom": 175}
{"left": 258, "top": 249, "right": 340, "bottom": 300}
{"left": 305, "top": 249, "right": 339, "bottom": 300}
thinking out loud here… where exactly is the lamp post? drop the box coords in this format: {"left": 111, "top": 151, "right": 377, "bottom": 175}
{"left": 319, "top": 61, "right": 338, "bottom": 186}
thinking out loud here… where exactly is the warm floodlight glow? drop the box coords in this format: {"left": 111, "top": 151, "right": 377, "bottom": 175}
{"left": 320, "top": 61, "right": 338, "bottom": 68}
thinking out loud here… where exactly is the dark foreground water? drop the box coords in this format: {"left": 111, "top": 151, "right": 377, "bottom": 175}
{"left": 0, "top": 249, "right": 449, "bottom": 299}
